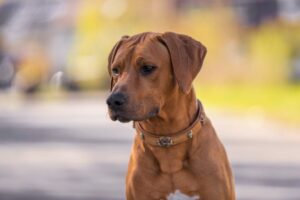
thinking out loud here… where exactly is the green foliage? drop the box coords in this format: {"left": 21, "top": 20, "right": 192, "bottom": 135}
{"left": 196, "top": 84, "right": 300, "bottom": 124}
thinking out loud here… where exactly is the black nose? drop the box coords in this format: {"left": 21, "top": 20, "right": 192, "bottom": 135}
{"left": 106, "top": 92, "right": 127, "bottom": 109}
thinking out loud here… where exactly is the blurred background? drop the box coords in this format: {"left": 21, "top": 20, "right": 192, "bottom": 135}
{"left": 0, "top": 0, "right": 300, "bottom": 199}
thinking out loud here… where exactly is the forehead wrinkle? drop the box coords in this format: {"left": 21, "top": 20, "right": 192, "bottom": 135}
{"left": 134, "top": 39, "right": 169, "bottom": 65}
{"left": 126, "top": 32, "right": 152, "bottom": 47}
{"left": 115, "top": 41, "right": 151, "bottom": 68}
{"left": 113, "top": 45, "right": 136, "bottom": 67}
{"left": 123, "top": 32, "right": 159, "bottom": 50}
{"left": 113, "top": 33, "right": 166, "bottom": 68}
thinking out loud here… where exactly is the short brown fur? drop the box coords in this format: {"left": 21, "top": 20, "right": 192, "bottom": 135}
{"left": 107, "top": 32, "right": 235, "bottom": 200}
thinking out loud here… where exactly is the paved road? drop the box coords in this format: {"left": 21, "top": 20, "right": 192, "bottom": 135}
{"left": 0, "top": 94, "right": 300, "bottom": 200}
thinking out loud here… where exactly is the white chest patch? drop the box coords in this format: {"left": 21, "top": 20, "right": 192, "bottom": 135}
{"left": 167, "top": 190, "right": 200, "bottom": 200}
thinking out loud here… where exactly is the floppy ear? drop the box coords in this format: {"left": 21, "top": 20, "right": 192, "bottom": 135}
{"left": 159, "top": 32, "right": 207, "bottom": 94}
{"left": 107, "top": 35, "right": 129, "bottom": 91}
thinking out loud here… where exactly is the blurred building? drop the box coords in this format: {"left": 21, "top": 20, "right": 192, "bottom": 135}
{"left": 0, "top": 0, "right": 77, "bottom": 92}
{"left": 233, "top": 0, "right": 300, "bottom": 27}
{"left": 0, "top": 0, "right": 299, "bottom": 92}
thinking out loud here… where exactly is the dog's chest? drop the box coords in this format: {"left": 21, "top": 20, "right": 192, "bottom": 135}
{"left": 139, "top": 146, "right": 200, "bottom": 199}
{"left": 134, "top": 166, "right": 200, "bottom": 200}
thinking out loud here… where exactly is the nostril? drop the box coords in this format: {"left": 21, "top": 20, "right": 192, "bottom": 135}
{"left": 114, "top": 100, "right": 123, "bottom": 106}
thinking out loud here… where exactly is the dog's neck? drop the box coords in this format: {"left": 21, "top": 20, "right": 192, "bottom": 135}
{"left": 139, "top": 89, "right": 198, "bottom": 136}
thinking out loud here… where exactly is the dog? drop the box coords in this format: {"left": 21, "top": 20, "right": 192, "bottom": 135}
{"left": 106, "top": 32, "right": 235, "bottom": 200}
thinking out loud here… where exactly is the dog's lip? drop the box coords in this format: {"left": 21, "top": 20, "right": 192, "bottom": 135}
{"left": 109, "top": 107, "right": 160, "bottom": 122}
{"left": 149, "top": 107, "right": 160, "bottom": 117}
{"left": 116, "top": 116, "right": 131, "bottom": 123}
{"left": 110, "top": 112, "right": 131, "bottom": 122}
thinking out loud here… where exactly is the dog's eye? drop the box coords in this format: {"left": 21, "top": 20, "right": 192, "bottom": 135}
{"left": 140, "top": 65, "right": 156, "bottom": 76}
{"left": 112, "top": 67, "right": 120, "bottom": 76}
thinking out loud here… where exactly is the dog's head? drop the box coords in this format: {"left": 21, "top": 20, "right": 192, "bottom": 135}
{"left": 106, "top": 32, "right": 206, "bottom": 122}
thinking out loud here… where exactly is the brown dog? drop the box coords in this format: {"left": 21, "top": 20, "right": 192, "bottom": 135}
{"left": 106, "top": 32, "right": 235, "bottom": 200}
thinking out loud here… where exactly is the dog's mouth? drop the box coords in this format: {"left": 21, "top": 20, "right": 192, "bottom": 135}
{"left": 111, "top": 113, "right": 131, "bottom": 123}
{"left": 109, "top": 107, "right": 159, "bottom": 123}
